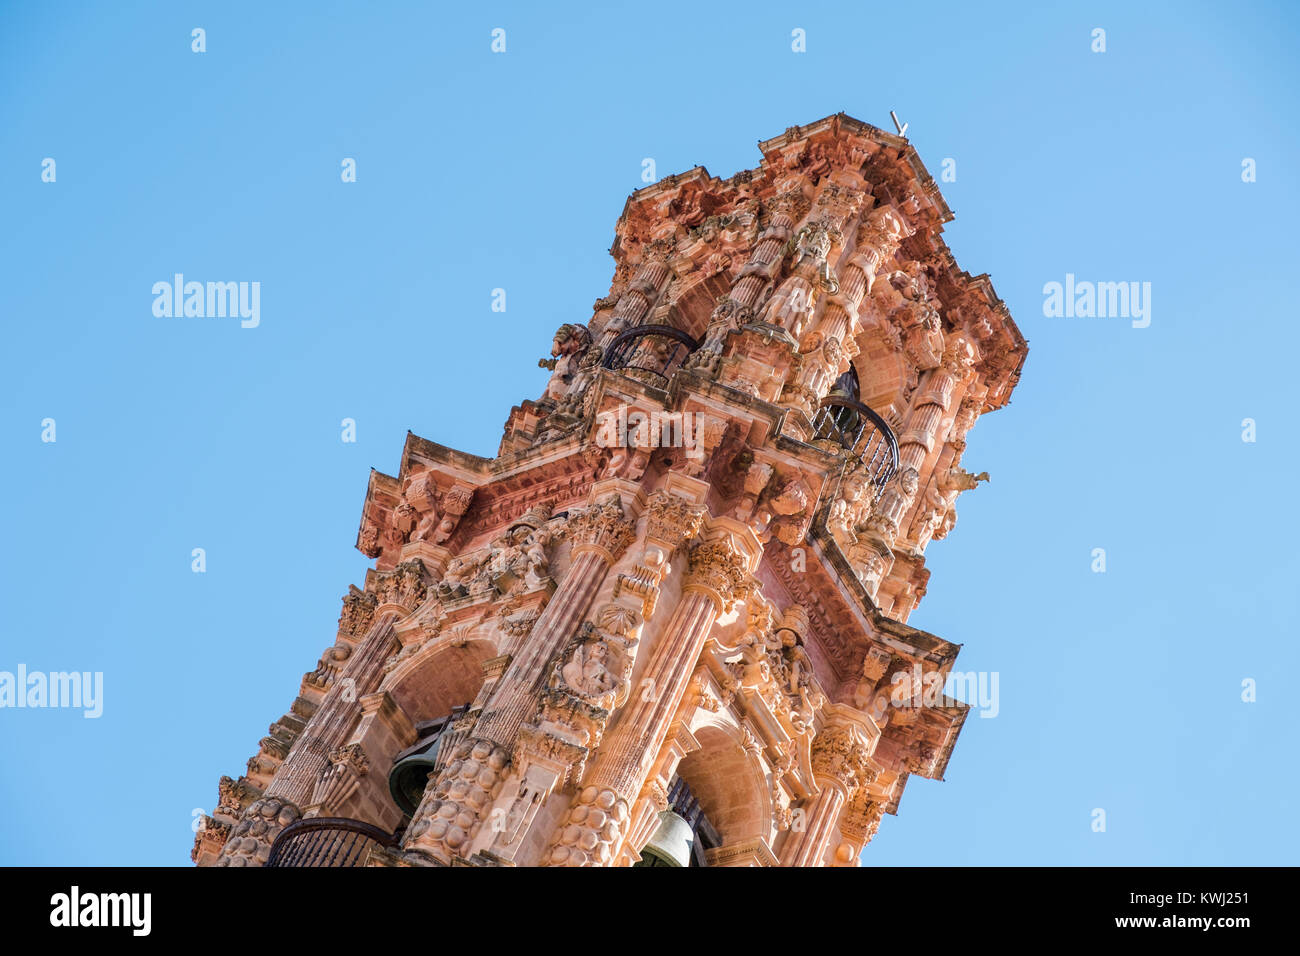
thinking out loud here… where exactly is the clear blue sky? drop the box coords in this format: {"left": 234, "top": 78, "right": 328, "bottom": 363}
{"left": 1, "top": 1, "right": 1296, "bottom": 866}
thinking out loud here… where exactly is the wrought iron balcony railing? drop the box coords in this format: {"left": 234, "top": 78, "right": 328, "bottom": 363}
{"left": 811, "top": 396, "right": 899, "bottom": 491}
{"left": 266, "top": 817, "right": 401, "bottom": 868}
{"left": 601, "top": 324, "right": 699, "bottom": 388}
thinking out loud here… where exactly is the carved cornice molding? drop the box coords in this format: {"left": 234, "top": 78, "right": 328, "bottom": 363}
{"left": 705, "top": 838, "right": 779, "bottom": 867}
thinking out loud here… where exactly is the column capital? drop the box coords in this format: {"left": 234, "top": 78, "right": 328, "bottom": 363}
{"left": 684, "top": 535, "right": 751, "bottom": 613}
{"left": 567, "top": 494, "right": 636, "bottom": 563}
{"left": 643, "top": 489, "right": 707, "bottom": 551}
{"left": 840, "top": 789, "right": 888, "bottom": 845}
{"left": 810, "top": 721, "right": 877, "bottom": 796}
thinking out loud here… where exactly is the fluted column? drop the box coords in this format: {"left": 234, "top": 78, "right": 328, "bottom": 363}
{"left": 401, "top": 491, "right": 636, "bottom": 864}
{"left": 542, "top": 524, "right": 754, "bottom": 866}
{"left": 732, "top": 211, "right": 797, "bottom": 309}
{"left": 598, "top": 255, "right": 672, "bottom": 347}
{"left": 780, "top": 721, "right": 874, "bottom": 867}
{"left": 865, "top": 333, "right": 979, "bottom": 561}
{"left": 686, "top": 210, "right": 797, "bottom": 376}
{"left": 783, "top": 253, "right": 871, "bottom": 420}
{"left": 213, "top": 612, "right": 400, "bottom": 866}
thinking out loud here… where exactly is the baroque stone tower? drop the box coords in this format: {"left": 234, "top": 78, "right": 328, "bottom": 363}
{"left": 194, "top": 113, "right": 1026, "bottom": 868}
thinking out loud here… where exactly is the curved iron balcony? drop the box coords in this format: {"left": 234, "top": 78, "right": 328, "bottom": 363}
{"left": 811, "top": 396, "right": 899, "bottom": 490}
{"left": 601, "top": 324, "right": 700, "bottom": 389}
{"left": 266, "top": 817, "right": 401, "bottom": 868}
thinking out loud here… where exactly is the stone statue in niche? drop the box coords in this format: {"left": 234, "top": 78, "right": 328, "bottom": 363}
{"left": 560, "top": 639, "right": 618, "bottom": 699}
{"left": 551, "top": 605, "right": 642, "bottom": 706}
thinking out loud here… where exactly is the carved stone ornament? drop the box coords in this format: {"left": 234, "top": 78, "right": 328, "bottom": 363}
{"left": 810, "top": 723, "right": 874, "bottom": 794}
{"left": 685, "top": 537, "right": 751, "bottom": 611}
{"left": 567, "top": 495, "right": 636, "bottom": 562}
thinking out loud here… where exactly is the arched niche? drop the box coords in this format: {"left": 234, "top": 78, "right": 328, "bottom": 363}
{"left": 383, "top": 637, "right": 495, "bottom": 725}
{"left": 671, "top": 272, "right": 733, "bottom": 341}
{"left": 673, "top": 722, "right": 771, "bottom": 849}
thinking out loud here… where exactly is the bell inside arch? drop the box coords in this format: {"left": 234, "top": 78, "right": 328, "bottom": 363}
{"left": 387, "top": 708, "right": 467, "bottom": 817}
{"left": 387, "top": 744, "right": 441, "bottom": 818}
{"left": 635, "top": 810, "right": 695, "bottom": 867}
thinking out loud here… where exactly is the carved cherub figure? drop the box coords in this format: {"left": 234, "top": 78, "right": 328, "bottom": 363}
{"left": 561, "top": 639, "right": 617, "bottom": 698}
{"left": 522, "top": 526, "right": 553, "bottom": 588}
{"left": 436, "top": 555, "right": 473, "bottom": 600}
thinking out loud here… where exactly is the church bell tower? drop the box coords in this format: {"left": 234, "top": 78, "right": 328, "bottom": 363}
{"left": 194, "top": 113, "right": 1027, "bottom": 868}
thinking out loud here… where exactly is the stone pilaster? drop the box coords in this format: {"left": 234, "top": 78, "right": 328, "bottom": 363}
{"left": 780, "top": 720, "right": 876, "bottom": 867}
{"left": 401, "top": 488, "right": 636, "bottom": 865}
{"left": 542, "top": 522, "right": 755, "bottom": 866}
{"left": 468, "top": 481, "right": 709, "bottom": 864}
{"left": 599, "top": 255, "right": 672, "bottom": 346}
{"left": 212, "top": 611, "right": 401, "bottom": 866}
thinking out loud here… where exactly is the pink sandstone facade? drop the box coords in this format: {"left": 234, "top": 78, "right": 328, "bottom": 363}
{"left": 193, "top": 113, "right": 1026, "bottom": 868}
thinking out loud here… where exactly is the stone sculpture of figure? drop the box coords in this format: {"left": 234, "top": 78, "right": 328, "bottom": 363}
{"left": 413, "top": 505, "right": 440, "bottom": 542}
{"left": 522, "top": 526, "right": 553, "bottom": 589}
{"left": 946, "top": 395, "right": 981, "bottom": 449}
{"left": 828, "top": 469, "right": 871, "bottom": 546}
{"left": 539, "top": 323, "right": 593, "bottom": 403}
{"left": 901, "top": 300, "right": 945, "bottom": 371}
{"left": 436, "top": 556, "right": 473, "bottom": 600}
{"left": 561, "top": 639, "right": 617, "bottom": 698}
{"left": 555, "top": 340, "right": 604, "bottom": 417}
{"left": 940, "top": 464, "right": 989, "bottom": 495}
{"left": 886, "top": 258, "right": 934, "bottom": 304}
{"left": 790, "top": 683, "right": 820, "bottom": 736}
{"left": 912, "top": 465, "right": 989, "bottom": 550}
{"left": 784, "top": 638, "right": 810, "bottom": 694}
{"left": 866, "top": 466, "right": 920, "bottom": 541}
{"left": 759, "top": 222, "right": 838, "bottom": 340}
{"left": 768, "top": 473, "right": 810, "bottom": 518}
{"left": 736, "top": 638, "right": 772, "bottom": 689}
{"left": 481, "top": 526, "right": 529, "bottom": 592}
{"left": 857, "top": 205, "right": 908, "bottom": 293}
